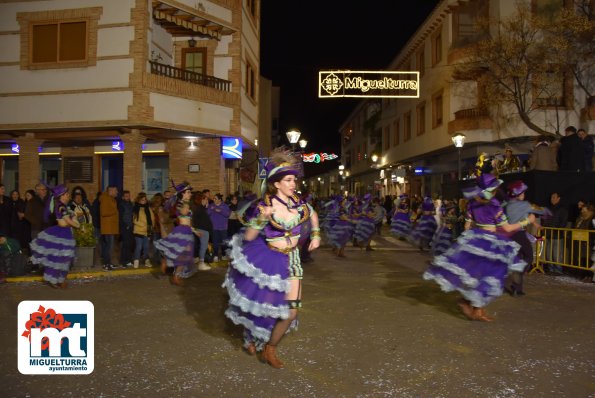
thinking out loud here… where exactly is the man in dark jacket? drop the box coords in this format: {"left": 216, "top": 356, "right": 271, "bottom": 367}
{"left": 542, "top": 192, "right": 569, "bottom": 274}
{"left": 558, "top": 126, "right": 585, "bottom": 172}
{"left": 577, "top": 128, "right": 594, "bottom": 172}
{"left": 118, "top": 190, "right": 134, "bottom": 268}
{"left": 24, "top": 183, "right": 51, "bottom": 240}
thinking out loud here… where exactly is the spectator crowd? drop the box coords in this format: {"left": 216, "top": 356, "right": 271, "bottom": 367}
{"left": 0, "top": 183, "right": 252, "bottom": 279}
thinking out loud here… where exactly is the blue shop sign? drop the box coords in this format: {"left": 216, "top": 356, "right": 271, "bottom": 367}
{"left": 221, "top": 138, "right": 242, "bottom": 159}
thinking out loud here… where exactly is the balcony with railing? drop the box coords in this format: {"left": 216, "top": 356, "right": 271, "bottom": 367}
{"left": 149, "top": 61, "right": 231, "bottom": 92}
{"left": 448, "top": 107, "right": 493, "bottom": 133}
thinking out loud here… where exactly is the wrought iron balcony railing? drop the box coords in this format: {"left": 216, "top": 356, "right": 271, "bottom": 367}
{"left": 454, "top": 107, "right": 489, "bottom": 119}
{"left": 149, "top": 61, "right": 231, "bottom": 92}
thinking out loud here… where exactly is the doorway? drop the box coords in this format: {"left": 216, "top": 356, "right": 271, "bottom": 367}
{"left": 100, "top": 155, "right": 123, "bottom": 192}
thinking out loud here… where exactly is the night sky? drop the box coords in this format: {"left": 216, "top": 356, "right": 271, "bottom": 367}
{"left": 260, "top": 0, "right": 440, "bottom": 174}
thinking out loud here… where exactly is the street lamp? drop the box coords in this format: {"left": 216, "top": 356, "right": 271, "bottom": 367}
{"left": 286, "top": 129, "right": 301, "bottom": 151}
{"left": 451, "top": 133, "right": 466, "bottom": 180}
{"left": 298, "top": 139, "right": 308, "bottom": 150}
{"left": 371, "top": 153, "right": 379, "bottom": 163}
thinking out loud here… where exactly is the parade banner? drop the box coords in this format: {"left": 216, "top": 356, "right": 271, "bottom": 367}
{"left": 319, "top": 70, "right": 419, "bottom": 98}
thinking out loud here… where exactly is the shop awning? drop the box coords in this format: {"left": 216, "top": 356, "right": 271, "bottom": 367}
{"left": 152, "top": 0, "right": 236, "bottom": 41}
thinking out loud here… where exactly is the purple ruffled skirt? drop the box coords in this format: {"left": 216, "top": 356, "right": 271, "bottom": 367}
{"left": 408, "top": 215, "right": 437, "bottom": 247}
{"left": 154, "top": 224, "right": 195, "bottom": 277}
{"left": 354, "top": 215, "right": 376, "bottom": 244}
{"left": 30, "top": 226, "right": 75, "bottom": 285}
{"left": 431, "top": 226, "right": 454, "bottom": 256}
{"left": 423, "top": 228, "right": 526, "bottom": 307}
{"left": 324, "top": 217, "right": 354, "bottom": 248}
{"left": 223, "top": 233, "right": 294, "bottom": 349}
{"left": 390, "top": 212, "right": 411, "bottom": 238}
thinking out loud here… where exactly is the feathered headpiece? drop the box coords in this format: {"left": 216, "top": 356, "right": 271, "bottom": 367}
{"left": 463, "top": 173, "right": 503, "bottom": 200}
{"left": 261, "top": 147, "right": 300, "bottom": 194}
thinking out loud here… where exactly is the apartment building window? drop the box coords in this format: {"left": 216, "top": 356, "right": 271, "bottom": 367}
{"left": 183, "top": 48, "right": 206, "bottom": 75}
{"left": 383, "top": 126, "right": 390, "bottom": 151}
{"left": 532, "top": 0, "right": 568, "bottom": 21}
{"left": 31, "top": 21, "right": 87, "bottom": 64}
{"left": 535, "top": 70, "right": 569, "bottom": 108}
{"left": 432, "top": 90, "right": 444, "bottom": 128}
{"left": 404, "top": 112, "right": 411, "bottom": 142}
{"left": 452, "top": 0, "right": 488, "bottom": 47}
{"left": 416, "top": 102, "right": 426, "bottom": 136}
{"left": 417, "top": 48, "right": 425, "bottom": 77}
{"left": 245, "top": 58, "right": 256, "bottom": 100}
{"left": 393, "top": 119, "right": 400, "bottom": 146}
{"left": 18, "top": 7, "right": 101, "bottom": 70}
{"left": 432, "top": 29, "right": 442, "bottom": 66}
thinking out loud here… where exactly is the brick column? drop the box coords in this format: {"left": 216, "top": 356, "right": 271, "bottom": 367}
{"left": 16, "top": 133, "right": 42, "bottom": 196}
{"left": 121, "top": 129, "right": 145, "bottom": 196}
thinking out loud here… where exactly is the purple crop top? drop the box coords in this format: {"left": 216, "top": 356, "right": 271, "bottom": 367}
{"left": 253, "top": 195, "right": 312, "bottom": 240}
{"left": 465, "top": 198, "right": 508, "bottom": 227}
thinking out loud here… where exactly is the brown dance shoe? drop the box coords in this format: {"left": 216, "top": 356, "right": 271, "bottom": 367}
{"left": 457, "top": 299, "right": 474, "bottom": 320}
{"left": 243, "top": 343, "right": 257, "bottom": 356}
{"left": 260, "top": 344, "right": 284, "bottom": 369}
{"left": 59, "top": 281, "right": 68, "bottom": 289}
{"left": 170, "top": 274, "right": 184, "bottom": 286}
{"left": 472, "top": 308, "right": 494, "bottom": 322}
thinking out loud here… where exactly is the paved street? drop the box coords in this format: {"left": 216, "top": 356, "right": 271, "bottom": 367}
{"left": 2, "top": 233, "right": 595, "bottom": 398}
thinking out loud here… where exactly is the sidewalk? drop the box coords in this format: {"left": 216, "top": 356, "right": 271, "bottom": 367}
{"left": 4, "top": 259, "right": 230, "bottom": 283}
{"left": 2, "top": 227, "right": 431, "bottom": 284}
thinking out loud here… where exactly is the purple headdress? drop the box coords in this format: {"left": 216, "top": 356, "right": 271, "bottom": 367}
{"left": 463, "top": 173, "right": 503, "bottom": 200}
{"left": 261, "top": 148, "right": 300, "bottom": 195}
{"left": 164, "top": 180, "right": 192, "bottom": 212}
{"left": 42, "top": 182, "right": 68, "bottom": 223}
{"left": 421, "top": 197, "right": 435, "bottom": 211}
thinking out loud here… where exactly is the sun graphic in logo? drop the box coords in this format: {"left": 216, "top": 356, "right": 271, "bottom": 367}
{"left": 320, "top": 73, "right": 343, "bottom": 96}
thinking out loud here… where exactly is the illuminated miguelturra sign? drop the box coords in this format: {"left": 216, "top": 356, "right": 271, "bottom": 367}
{"left": 319, "top": 70, "right": 419, "bottom": 98}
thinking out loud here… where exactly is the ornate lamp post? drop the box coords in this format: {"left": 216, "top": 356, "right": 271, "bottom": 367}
{"left": 451, "top": 133, "right": 466, "bottom": 180}
{"left": 286, "top": 129, "right": 301, "bottom": 152}
{"left": 297, "top": 138, "right": 307, "bottom": 178}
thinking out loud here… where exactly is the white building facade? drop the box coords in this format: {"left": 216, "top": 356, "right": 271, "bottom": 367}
{"left": 341, "top": 0, "right": 594, "bottom": 199}
{"left": 0, "top": 0, "right": 260, "bottom": 198}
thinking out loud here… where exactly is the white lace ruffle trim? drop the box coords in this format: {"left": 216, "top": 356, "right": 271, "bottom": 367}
{"left": 227, "top": 234, "right": 290, "bottom": 292}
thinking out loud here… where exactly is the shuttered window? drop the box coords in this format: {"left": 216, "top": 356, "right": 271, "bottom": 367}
{"left": 64, "top": 157, "right": 93, "bottom": 183}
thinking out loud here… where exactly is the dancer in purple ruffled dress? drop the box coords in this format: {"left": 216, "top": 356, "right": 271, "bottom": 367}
{"left": 423, "top": 174, "right": 533, "bottom": 321}
{"left": 408, "top": 197, "right": 438, "bottom": 250}
{"left": 223, "top": 149, "right": 320, "bottom": 369}
{"left": 155, "top": 182, "right": 202, "bottom": 286}
{"left": 353, "top": 194, "right": 376, "bottom": 251}
{"left": 30, "top": 184, "right": 80, "bottom": 289}
{"left": 390, "top": 194, "right": 411, "bottom": 239}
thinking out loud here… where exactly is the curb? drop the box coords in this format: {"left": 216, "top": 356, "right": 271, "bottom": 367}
{"left": 5, "top": 262, "right": 229, "bottom": 283}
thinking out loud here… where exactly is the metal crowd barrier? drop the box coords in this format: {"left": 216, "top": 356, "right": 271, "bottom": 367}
{"left": 531, "top": 226, "right": 595, "bottom": 274}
